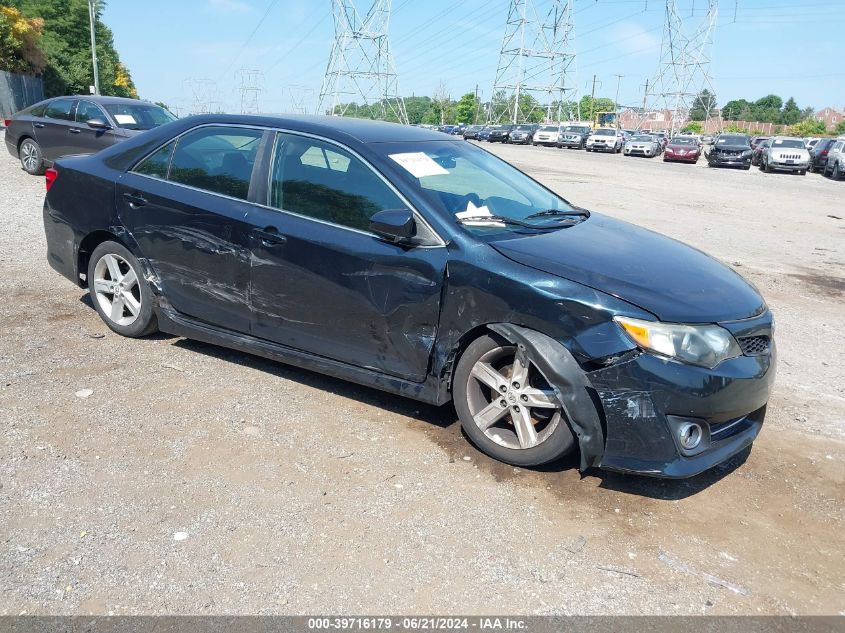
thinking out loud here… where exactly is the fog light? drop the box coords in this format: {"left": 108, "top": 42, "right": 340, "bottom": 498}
{"left": 678, "top": 423, "right": 703, "bottom": 450}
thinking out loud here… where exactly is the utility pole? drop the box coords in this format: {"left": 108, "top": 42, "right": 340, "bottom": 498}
{"left": 589, "top": 74, "right": 598, "bottom": 124}
{"left": 614, "top": 74, "right": 624, "bottom": 127}
{"left": 473, "top": 84, "right": 480, "bottom": 125}
{"left": 641, "top": 79, "right": 649, "bottom": 111}
{"left": 87, "top": 0, "right": 100, "bottom": 95}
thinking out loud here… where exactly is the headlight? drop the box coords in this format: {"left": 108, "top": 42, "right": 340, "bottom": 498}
{"left": 742, "top": 150, "right": 753, "bottom": 157}
{"left": 614, "top": 316, "right": 741, "bottom": 368}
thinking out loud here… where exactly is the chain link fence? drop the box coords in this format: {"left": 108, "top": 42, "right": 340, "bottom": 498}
{"left": 0, "top": 70, "right": 44, "bottom": 119}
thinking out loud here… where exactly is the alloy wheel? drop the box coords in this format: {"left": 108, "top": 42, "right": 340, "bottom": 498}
{"left": 21, "top": 141, "right": 39, "bottom": 172}
{"left": 93, "top": 253, "right": 142, "bottom": 326}
{"left": 465, "top": 346, "right": 561, "bottom": 450}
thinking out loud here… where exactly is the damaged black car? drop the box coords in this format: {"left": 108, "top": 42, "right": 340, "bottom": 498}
{"left": 42, "top": 115, "right": 776, "bottom": 478}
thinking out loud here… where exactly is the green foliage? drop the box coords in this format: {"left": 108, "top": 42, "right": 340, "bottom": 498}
{"left": 7, "top": 0, "right": 136, "bottom": 98}
{"left": 579, "top": 95, "right": 615, "bottom": 122}
{"left": 788, "top": 119, "right": 826, "bottom": 137}
{"left": 836, "top": 120, "right": 845, "bottom": 135}
{"left": 0, "top": 4, "right": 44, "bottom": 73}
{"left": 682, "top": 121, "right": 704, "bottom": 134}
{"left": 404, "top": 96, "right": 432, "bottom": 125}
{"left": 721, "top": 93, "right": 818, "bottom": 126}
{"left": 781, "top": 97, "right": 801, "bottom": 125}
{"left": 455, "top": 92, "right": 479, "bottom": 125}
{"left": 689, "top": 89, "right": 716, "bottom": 121}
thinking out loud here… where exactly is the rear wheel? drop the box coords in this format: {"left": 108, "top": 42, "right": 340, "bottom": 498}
{"left": 453, "top": 334, "right": 576, "bottom": 467}
{"left": 87, "top": 241, "right": 158, "bottom": 338}
{"left": 834, "top": 163, "right": 842, "bottom": 180}
{"left": 19, "top": 138, "right": 45, "bottom": 175}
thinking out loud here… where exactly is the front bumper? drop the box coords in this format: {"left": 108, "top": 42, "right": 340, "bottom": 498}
{"left": 587, "top": 143, "right": 615, "bottom": 152}
{"left": 708, "top": 153, "right": 751, "bottom": 167}
{"left": 768, "top": 159, "right": 808, "bottom": 172}
{"left": 625, "top": 148, "right": 654, "bottom": 156}
{"left": 560, "top": 137, "right": 584, "bottom": 147}
{"left": 664, "top": 152, "right": 699, "bottom": 162}
{"left": 587, "top": 312, "right": 776, "bottom": 478}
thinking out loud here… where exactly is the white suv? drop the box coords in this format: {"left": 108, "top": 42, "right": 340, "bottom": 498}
{"left": 586, "top": 128, "right": 623, "bottom": 153}
{"left": 761, "top": 136, "right": 810, "bottom": 175}
{"left": 823, "top": 139, "right": 845, "bottom": 180}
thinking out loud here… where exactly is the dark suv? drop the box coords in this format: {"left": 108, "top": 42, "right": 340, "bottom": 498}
{"left": 808, "top": 138, "right": 836, "bottom": 173}
{"left": 488, "top": 125, "right": 515, "bottom": 143}
{"left": 706, "top": 134, "right": 753, "bottom": 169}
{"left": 4, "top": 96, "right": 176, "bottom": 175}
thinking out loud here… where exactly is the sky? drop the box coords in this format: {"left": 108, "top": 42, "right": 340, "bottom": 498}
{"left": 103, "top": 0, "right": 845, "bottom": 117}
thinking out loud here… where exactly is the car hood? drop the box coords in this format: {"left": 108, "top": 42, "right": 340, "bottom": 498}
{"left": 489, "top": 213, "right": 765, "bottom": 323}
{"left": 667, "top": 144, "right": 697, "bottom": 150}
{"left": 711, "top": 144, "right": 749, "bottom": 151}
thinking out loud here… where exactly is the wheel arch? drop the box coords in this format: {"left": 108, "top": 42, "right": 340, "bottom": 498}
{"left": 77, "top": 230, "right": 128, "bottom": 287}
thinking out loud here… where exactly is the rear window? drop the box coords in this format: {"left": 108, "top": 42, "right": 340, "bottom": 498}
{"left": 104, "top": 102, "right": 176, "bottom": 131}
{"left": 44, "top": 99, "right": 75, "bottom": 121}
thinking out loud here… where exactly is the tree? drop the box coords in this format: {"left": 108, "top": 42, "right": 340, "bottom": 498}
{"left": 403, "top": 96, "right": 432, "bottom": 125}
{"left": 455, "top": 92, "right": 479, "bottom": 125}
{"left": 8, "top": 0, "right": 137, "bottom": 98}
{"left": 788, "top": 118, "right": 826, "bottom": 137}
{"left": 682, "top": 121, "right": 704, "bottom": 134}
{"left": 781, "top": 97, "right": 801, "bottom": 125}
{"left": 836, "top": 120, "right": 845, "bottom": 135}
{"left": 579, "top": 95, "right": 615, "bottom": 122}
{"left": 689, "top": 89, "right": 716, "bottom": 121}
{"left": 0, "top": 4, "right": 44, "bottom": 73}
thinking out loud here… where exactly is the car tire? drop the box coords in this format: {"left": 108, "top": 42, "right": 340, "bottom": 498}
{"left": 453, "top": 333, "right": 577, "bottom": 467}
{"left": 87, "top": 241, "right": 158, "bottom": 338}
{"left": 834, "top": 163, "right": 842, "bottom": 180}
{"left": 744, "top": 165, "right": 751, "bottom": 170}
{"left": 19, "top": 138, "right": 45, "bottom": 175}
{"left": 799, "top": 169, "right": 806, "bottom": 176}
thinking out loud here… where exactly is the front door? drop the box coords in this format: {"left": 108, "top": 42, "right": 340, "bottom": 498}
{"left": 72, "top": 100, "right": 121, "bottom": 155}
{"left": 117, "top": 125, "right": 266, "bottom": 334}
{"left": 247, "top": 132, "right": 447, "bottom": 382}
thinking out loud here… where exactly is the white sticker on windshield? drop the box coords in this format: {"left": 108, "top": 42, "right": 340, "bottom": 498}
{"left": 114, "top": 114, "right": 136, "bottom": 125}
{"left": 388, "top": 152, "right": 449, "bottom": 178}
{"left": 455, "top": 200, "right": 504, "bottom": 227}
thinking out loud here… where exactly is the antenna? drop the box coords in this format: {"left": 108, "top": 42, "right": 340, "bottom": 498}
{"left": 488, "top": 0, "right": 578, "bottom": 124}
{"left": 317, "top": 0, "right": 408, "bottom": 124}
{"left": 236, "top": 69, "right": 264, "bottom": 115}
{"left": 640, "top": 0, "right": 720, "bottom": 136}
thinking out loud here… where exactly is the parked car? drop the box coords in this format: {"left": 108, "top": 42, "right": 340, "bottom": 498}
{"left": 822, "top": 138, "right": 845, "bottom": 179}
{"left": 751, "top": 138, "right": 771, "bottom": 166}
{"left": 663, "top": 136, "right": 702, "bottom": 163}
{"left": 750, "top": 136, "right": 770, "bottom": 150}
{"left": 462, "top": 125, "right": 484, "bottom": 140}
{"left": 488, "top": 124, "right": 514, "bottom": 143}
{"left": 804, "top": 138, "right": 821, "bottom": 152}
{"left": 585, "top": 127, "right": 623, "bottom": 153}
{"left": 623, "top": 134, "right": 660, "bottom": 158}
{"left": 706, "top": 134, "right": 752, "bottom": 169}
{"left": 701, "top": 134, "right": 714, "bottom": 144}
{"left": 808, "top": 138, "right": 836, "bottom": 173}
{"left": 4, "top": 95, "right": 176, "bottom": 175}
{"left": 476, "top": 126, "right": 492, "bottom": 142}
{"left": 760, "top": 136, "right": 810, "bottom": 175}
{"left": 508, "top": 124, "right": 537, "bottom": 145}
{"left": 533, "top": 125, "right": 561, "bottom": 147}
{"left": 42, "top": 114, "right": 775, "bottom": 478}
{"left": 558, "top": 124, "right": 591, "bottom": 149}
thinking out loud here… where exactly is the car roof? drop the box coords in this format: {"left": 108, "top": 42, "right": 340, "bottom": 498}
{"left": 43, "top": 95, "right": 157, "bottom": 106}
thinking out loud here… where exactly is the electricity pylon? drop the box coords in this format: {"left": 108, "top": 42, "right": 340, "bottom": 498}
{"left": 184, "top": 78, "right": 218, "bottom": 115}
{"left": 237, "top": 69, "right": 264, "bottom": 115}
{"left": 317, "top": 0, "right": 408, "bottom": 124}
{"left": 289, "top": 85, "right": 315, "bottom": 114}
{"left": 640, "top": 0, "right": 720, "bottom": 135}
{"left": 488, "top": 0, "right": 578, "bottom": 125}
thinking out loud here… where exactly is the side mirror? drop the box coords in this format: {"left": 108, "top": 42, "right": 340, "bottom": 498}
{"left": 370, "top": 208, "right": 416, "bottom": 243}
{"left": 86, "top": 117, "right": 111, "bottom": 130}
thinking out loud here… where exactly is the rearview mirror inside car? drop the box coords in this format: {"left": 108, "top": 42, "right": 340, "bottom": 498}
{"left": 369, "top": 208, "right": 416, "bottom": 242}
{"left": 86, "top": 118, "right": 111, "bottom": 130}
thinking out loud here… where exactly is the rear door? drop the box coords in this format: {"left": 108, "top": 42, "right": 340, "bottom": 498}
{"left": 117, "top": 125, "right": 267, "bottom": 334}
{"left": 35, "top": 98, "right": 78, "bottom": 160}
{"left": 72, "top": 100, "right": 123, "bottom": 155}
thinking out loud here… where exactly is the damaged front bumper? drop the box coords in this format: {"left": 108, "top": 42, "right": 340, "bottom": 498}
{"left": 588, "top": 329, "right": 775, "bottom": 478}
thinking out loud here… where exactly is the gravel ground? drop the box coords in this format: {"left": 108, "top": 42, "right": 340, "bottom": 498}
{"left": 1, "top": 131, "right": 843, "bottom": 616}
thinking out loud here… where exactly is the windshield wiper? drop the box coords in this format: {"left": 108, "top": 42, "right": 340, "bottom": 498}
{"left": 524, "top": 208, "right": 590, "bottom": 220}
{"left": 456, "top": 215, "right": 538, "bottom": 228}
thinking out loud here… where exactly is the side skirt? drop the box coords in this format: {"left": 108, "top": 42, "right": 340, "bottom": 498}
{"left": 155, "top": 305, "right": 447, "bottom": 406}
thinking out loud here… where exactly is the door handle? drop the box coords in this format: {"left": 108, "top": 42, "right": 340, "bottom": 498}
{"left": 255, "top": 226, "right": 287, "bottom": 246}
{"left": 69, "top": 128, "right": 81, "bottom": 134}
{"left": 122, "top": 192, "right": 147, "bottom": 208}
{"left": 34, "top": 123, "right": 45, "bottom": 128}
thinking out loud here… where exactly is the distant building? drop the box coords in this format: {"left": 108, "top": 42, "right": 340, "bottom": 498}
{"left": 815, "top": 107, "right": 844, "bottom": 129}
{"left": 618, "top": 108, "right": 688, "bottom": 130}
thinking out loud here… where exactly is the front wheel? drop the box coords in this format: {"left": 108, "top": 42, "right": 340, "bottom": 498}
{"left": 87, "top": 241, "right": 158, "bottom": 338}
{"left": 19, "top": 138, "right": 45, "bottom": 175}
{"left": 453, "top": 334, "right": 576, "bottom": 467}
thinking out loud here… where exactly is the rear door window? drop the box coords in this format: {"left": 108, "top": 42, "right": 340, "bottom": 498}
{"left": 167, "top": 126, "right": 263, "bottom": 200}
{"left": 43, "top": 99, "right": 75, "bottom": 121}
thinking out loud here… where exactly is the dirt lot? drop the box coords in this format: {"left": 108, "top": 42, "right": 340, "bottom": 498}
{"left": 1, "top": 131, "right": 843, "bottom": 616}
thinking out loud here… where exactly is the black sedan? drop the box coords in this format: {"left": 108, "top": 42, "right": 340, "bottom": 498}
{"left": 5, "top": 95, "right": 175, "bottom": 175}
{"left": 706, "top": 133, "right": 753, "bottom": 169}
{"left": 42, "top": 114, "right": 775, "bottom": 478}
{"left": 487, "top": 124, "right": 514, "bottom": 143}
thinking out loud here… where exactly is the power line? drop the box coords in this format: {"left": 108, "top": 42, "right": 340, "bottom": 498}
{"left": 217, "top": 0, "right": 281, "bottom": 81}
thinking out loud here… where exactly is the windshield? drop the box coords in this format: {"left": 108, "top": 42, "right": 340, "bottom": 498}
{"left": 594, "top": 128, "right": 616, "bottom": 136}
{"left": 564, "top": 126, "right": 589, "bottom": 133}
{"left": 104, "top": 102, "right": 175, "bottom": 130}
{"left": 669, "top": 137, "right": 696, "bottom": 145}
{"left": 515, "top": 125, "right": 533, "bottom": 131}
{"left": 539, "top": 126, "right": 559, "bottom": 132}
{"left": 379, "top": 141, "right": 579, "bottom": 235}
{"left": 631, "top": 135, "right": 653, "bottom": 142}
{"left": 717, "top": 135, "right": 750, "bottom": 147}
{"left": 771, "top": 139, "right": 805, "bottom": 149}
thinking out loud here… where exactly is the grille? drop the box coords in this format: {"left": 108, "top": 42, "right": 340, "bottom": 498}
{"left": 777, "top": 153, "right": 801, "bottom": 160}
{"left": 738, "top": 335, "right": 770, "bottom": 356}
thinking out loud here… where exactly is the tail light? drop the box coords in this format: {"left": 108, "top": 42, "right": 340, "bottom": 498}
{"left": 45, "top": 168, "right": 58, "bottom": 191}
{"left": 821, "top": 150, "right": 829, "bottom": 156}
{"left": 2, "top": 119, "right": 10, "bottom": 128}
